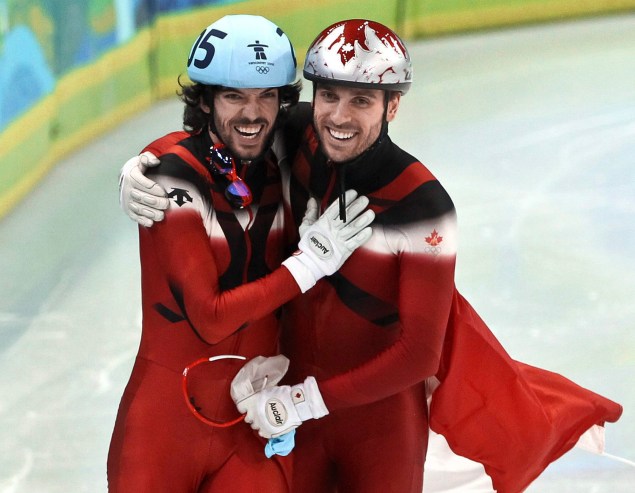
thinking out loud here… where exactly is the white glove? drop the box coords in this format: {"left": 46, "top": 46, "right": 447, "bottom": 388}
{"left": 298, "top": 197, "right": 319, "bottom": 237}
{"left": 119, "top": 151, "right": 169, "bottom": 227}
{"left": 231, "top": 356, "right": 328, "bottom": 439}
{"left": 282, "top": 190, "right": 374, "bottom": 292}
{"left": 230, "top": 355, "right": 290, "bottom": 401}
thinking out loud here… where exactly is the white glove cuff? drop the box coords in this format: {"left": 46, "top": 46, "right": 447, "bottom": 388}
{"left": 293, "top": 376, "right": 329, "bottom": 421}
{"left": 282, "top": 255, "right": 319, "bottom": 293}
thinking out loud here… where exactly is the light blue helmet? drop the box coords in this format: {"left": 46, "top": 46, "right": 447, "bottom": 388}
{"left": 187, "top": 15, "right": 297, "bottom": 88}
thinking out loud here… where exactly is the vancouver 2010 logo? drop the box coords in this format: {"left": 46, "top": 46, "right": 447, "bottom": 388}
{"left": 247, "top": 40, "right": 275, "bottom": 75}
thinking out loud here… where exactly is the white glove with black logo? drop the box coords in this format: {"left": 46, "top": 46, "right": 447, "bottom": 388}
{"left": 119, "top": 152, "right": 169, "bottom": 227}
{"left": 282, "top": 190, "right": 374, "bottom": 292}
{"left": 231, "top": 356, "right": 328, "bottom": 438}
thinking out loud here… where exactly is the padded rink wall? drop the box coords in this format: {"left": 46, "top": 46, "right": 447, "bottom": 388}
{"left": 1, "top": 0, "right": 634, "bottom": 219}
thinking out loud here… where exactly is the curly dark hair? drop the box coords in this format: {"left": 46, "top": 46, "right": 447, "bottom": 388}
{"left": 177, "top": 75, "right": 302, "bottom": 134}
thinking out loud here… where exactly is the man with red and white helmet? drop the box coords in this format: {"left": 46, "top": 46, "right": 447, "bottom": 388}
{"left": 119, "top": 18, "right": 621, "bottom": 493}
{"left": 108, "top": 15, "right": 374, "bottom": 493}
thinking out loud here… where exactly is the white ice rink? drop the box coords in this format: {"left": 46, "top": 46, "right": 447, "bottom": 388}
{"left": 1, "top": 13, "right": 634, "bottom": 493}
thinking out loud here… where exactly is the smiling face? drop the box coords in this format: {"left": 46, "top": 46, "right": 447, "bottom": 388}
{"left": 204, "top": 87, "right": 280, "bottom": 161}
{"left": 312, "top": 84, "right": 400, "bottom": 163}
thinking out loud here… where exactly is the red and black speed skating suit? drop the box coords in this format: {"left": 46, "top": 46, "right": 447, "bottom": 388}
{"left": 107, "top": 129, "right": 300, "bottom": 493}
{"left": 280, "top": 103, "right": 457, "bottom": 493}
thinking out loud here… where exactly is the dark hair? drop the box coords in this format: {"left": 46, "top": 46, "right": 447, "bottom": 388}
{"left": 177, "top": 75, "right": 302, "bottom": 134}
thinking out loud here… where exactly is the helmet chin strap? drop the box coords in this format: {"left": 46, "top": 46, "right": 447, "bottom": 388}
{"left": 378, "top": 91, "right": 391, "bottom": 143}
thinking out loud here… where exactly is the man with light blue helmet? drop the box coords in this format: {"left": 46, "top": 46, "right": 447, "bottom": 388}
{"left": 108, "top": 15, "right": 374, "bottom": 493}
{"left": 120, "top": 14, "right": 296, "bottom": 225}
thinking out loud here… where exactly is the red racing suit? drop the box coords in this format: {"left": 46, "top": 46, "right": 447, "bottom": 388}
{"left": 280, "top": 104, "right": 457, "bottom": 493}
{"left": 107, "top": 129, "right": 300, "bottom": 493}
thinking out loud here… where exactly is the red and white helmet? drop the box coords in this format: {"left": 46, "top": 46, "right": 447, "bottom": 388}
{"left": 303, "top": 19, "right": 412, "bottom": 94}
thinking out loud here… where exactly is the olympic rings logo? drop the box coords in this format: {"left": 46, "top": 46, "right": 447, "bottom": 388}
{"left": 425, "top": 246, "right": 442, "bottom": 256}
{"left": 256, "top": 66, "right": 270, "bottom": 74}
